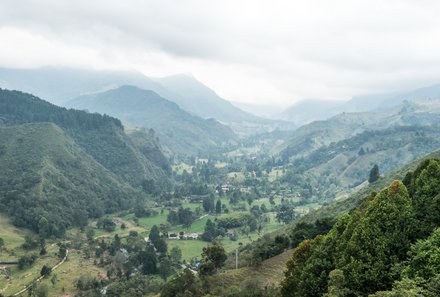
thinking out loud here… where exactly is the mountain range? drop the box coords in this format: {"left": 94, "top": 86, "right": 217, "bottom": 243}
{"left": 279, "top": 83, "right": 440, "bottom": 125}
{"left": 0, "top": 67, "right": 265, "bottom": 125}
{"left": 67, "top": 85, "right": 238, "bottom": 156}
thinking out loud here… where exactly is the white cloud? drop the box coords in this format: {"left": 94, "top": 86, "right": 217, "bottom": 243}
{"left": 1, "top": 0, "right": 440, "bottom": 106}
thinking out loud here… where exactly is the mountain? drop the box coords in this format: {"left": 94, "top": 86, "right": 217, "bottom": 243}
{"left": 0, "top": 67, "right": 271, "bottom": 126}
{"left": 0, "top": 67, "right": 174, "bottom": 106}
{"left": 66, "top": 85, "right": 238, "bottom": 156}
{"left": 0, "top": 88, "right": 170, "bottom": 189}
{"left": 278, "top": 83, "right": 440, "bottom": 125}
{"left": 327, "top": 83, "right": 440, "bottom": 114}
{"left": 278, "top": 99, "right": 344, "bottom": 125}
{"left": 0, "top": 88, "right": 177, "bottom": 237}
{"left": 153, "top": 74, "right": 265, "bottom": 123}
{"left": 0, "top": 122, "right": 145, "bottom": 236}
{"left": 282, "top": 125, "right": 440, "bottom": 201}
{"left": 276, "top": 99, "right": 440, "bottom": 159}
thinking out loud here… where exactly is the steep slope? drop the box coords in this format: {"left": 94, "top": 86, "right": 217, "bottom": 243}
{"left": 211, "top": 149, "right": 440, "bottom": 296}
{"left": 282, "top": 125, "right": 440, "bottom": 201}
{"left": 277, "top": 99, "right": 440, "bottom": 159}
{"left": 153, "top": 74, "right": 264, "bottom": 123}
{"left": 0, "top": 67, "right": 266, "bottom": 124}
{"left": 0, "top": 123, "right": 144, "bottom": 235}
{"left": 0, "top": 88, "right": 170, "bottom": 188}
{"left": 280, "top": 158, "right": 440, "bottom": 297}
{"left": 67, "top": 85, "right": 238, "bottom": 156}
{"left": 0, "top": 67, "right": 171, "bottom": 106}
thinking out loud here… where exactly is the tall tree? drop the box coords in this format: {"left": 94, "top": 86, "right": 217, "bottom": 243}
{"left": 215, "top": 200, "right": 222, "bottom": 214}
{"left": 200, "top": 242, "right": 227, "bottom": 274}
{"left": 149, "top": 225, "right": 160, "bottom": 246}
{"left": 203, "top": 195, "right": 215, "bottom": 213}
{"left": 369, "top": 164, "right": 380, "bottom": 183}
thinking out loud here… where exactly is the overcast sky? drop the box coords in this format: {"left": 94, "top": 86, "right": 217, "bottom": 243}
{"left": 1, "top": 0, "right": 440, "bottom": 107}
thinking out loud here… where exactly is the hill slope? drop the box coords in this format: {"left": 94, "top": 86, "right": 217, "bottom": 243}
{"left": 0, "top": 123, "right": 145, "bottom": 236}
{"left": 154, "top": 74, "right": 264, "bottom": 123}
{"left": 0, "top": 88, "right": 170, "bottom": 187}
{"left": 280, "top": 157, "right": 440, "bottom": 296}
{"left": 67, "top": 85, "right": 238, "bottom": 156}
{"left": 277, "top": 99, "right": 440, "bottom": 159}
{"left": 281, "top": 125, "right": 440, "bottom": 201}
{"left": 0, "top": 67, "right": 267, "bottom": 125}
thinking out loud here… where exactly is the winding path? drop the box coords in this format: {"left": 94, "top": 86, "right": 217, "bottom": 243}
{"left": 12, "top": 249, "right": 69, "bottom": 296}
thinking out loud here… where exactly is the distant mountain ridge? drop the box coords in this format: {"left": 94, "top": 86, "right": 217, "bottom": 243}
{"left": 153, "top": 74, "right": 263, "bottom": 123}
{"left": 67, "top": 85, "right": 239, "bottom": 156}
{"left": 0, "top": 67, "right": 268, "bottom": 125}
{"left": 279, "top": 83, "right": 440, "bottom": 124}
{"left": 276, "top": 99, "right": 440, "bottom": 158}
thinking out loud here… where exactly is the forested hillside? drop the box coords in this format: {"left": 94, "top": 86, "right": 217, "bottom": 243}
{"left": 0, "top": 89, "right": 170, "bottom": 236}
{"left": 281, "top": 125, "right": 440, "bottom": 201}
{"left": 67, "top": 85, "right": 239, "bottom": 156}
{"left": 0, "top": 123, "right": 144, "bottom": 236}
{"left": 281, "top": 159, "right": 440, "bottom": 296}
{"left": 0, "top": 88, "right": 170, "bottom": 187}
{"left": 277, "top": 99, "right": 440, "bottom": 160}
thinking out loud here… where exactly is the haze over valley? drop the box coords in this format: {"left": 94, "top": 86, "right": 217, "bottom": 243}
{"left": 1, "top": 1, "right": 440, "bottom": 297}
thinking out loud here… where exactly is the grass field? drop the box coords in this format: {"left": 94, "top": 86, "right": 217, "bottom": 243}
{"left": 0, "top": 215, "right": 28, "bottom": 250}
{"left": 0, "top": 243, "right": 61, "bottom": 296}
{"left": 205, "top": 249, "right": 294, "bottom": 293}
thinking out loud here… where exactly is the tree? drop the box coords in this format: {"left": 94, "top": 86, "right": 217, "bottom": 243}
{"left": 39, "top": 237, "right": 47, "bottom": 255}
{"left": 97, "top": 217, "right": 116, "bottom": 232}
{"left": 140, "top": 246, "right": 158, "bottom": 275}
{"left": 58, "top": 244, "right": 67, "bottom": 259}
{"left": 215, "top": 200, "right": 222, "bottom": 214}
{"left": 276, "top": 204, "right": 297, "bottom": 224}
{"left": 170, "top": 246, "right": 182, "bottom": 264}
{"left": 324, "top": 269, "right": 350, "bottom": 297}
{"left": 160, "top": 269, "right": 202, "bottom": 297}
{"left": 18, "top": 254, "right": 37, "bottom": 269}
{"left": 340, "top": 181, "right": 415, "bottom": 295}
{"left": 40, "top": 265, "right": 52, "bottom": 277}
{"left": 178, "top": 207, "right": 194, "bottom": 228}
{"left": 38, "top": 216, "right": 50, "bottom": 238}
{"left": 155, "top": 238, "right": 168, "bottom": 254}
{"left": 281, "top": 237, "right": 323, "bottom": 297}
{"left": 369, "top": 164, "right": 380, "bottom": 183}
{"left": 167, "top": 210, "right": 179, "bottom": 225}
{"left": 201, "top": 219, "right": 217, "bottom": 242}
{"left": 203, "top": 195, "right": 215, "bottom": 213}
{"left": 200, "top": 242, "right": 227, "bottom": 275}
{"left": 404, "top": 227, "right": 440, "bottom": 280}
{"left": 149, "top": 225, "right": 160, "bottom": 246}
{"left": 86, "top": 228, "right": 95, "bottom": 241}
{"left": 22, "top": 234, "right": 38, "bottom": 250}
{"left": 158, "top": 257, "right": 174, "bottom": 281}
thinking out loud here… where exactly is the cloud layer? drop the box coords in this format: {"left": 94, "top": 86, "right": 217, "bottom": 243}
{"left": 1, "top": 0, "right": 440, "bottom": 106}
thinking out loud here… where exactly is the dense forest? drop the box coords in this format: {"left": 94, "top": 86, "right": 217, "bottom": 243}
{"left": 0, "top": 89, "right": 170, "bottom": 236}
{"left": 280, "top": 159, "right": 440, "bottom": 296}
